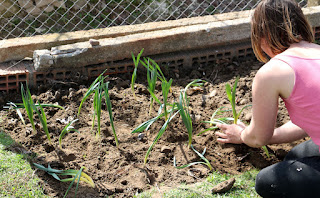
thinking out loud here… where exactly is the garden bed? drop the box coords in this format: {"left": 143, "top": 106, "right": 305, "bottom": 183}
{"left": 0, "top": 57, "right": 304, "bottom": 197}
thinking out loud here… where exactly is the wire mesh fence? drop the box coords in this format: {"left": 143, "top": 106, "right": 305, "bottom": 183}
{"left": 0, "top": 0, "right": 308, "bottom": 39}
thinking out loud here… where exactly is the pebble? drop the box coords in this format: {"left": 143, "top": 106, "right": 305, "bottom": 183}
{"left": 160, "top": 146, "right": 172, "bottom": 154}
{"left": 239, "top": 98, "right": 248, "bottom": 105}
{"left": 244, "top": 112, "right": 252, "bottom": 121}
{"left": 89, "top": 39, "right": 100, "bottom": 46}
{"left": 209, "top": 89, "right": 217, "bottom": 97}
{"left": 137, "top": 133, "right": 145, "bottom": 141}
{"left": 212, "top": 178, "right": 236, "bottom": 193}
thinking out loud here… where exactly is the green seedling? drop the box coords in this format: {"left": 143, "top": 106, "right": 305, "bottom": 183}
{"left": 6, "top": 102, "right": 25, "bottom": 126}
{"left": 198, "top": 107, "right": 233, "bottom": 136}
{"left": 161, "top": 78, "right": 173, "bottom": 121}
{"left": 78, "top": 71, "right": 118, "bottom": 146}
{"left": 103, "top": 81, "right": 119, "bottom": 147}
{"left": 132, "top": 103, "right": 179, "bottom": 164}
{"left": 92, "top": 80, "right": 104, "bottom": 137}
{"left": 225, "top": 77, "right": 252, "bottom": 125}
{"left": 33, "top": 101, "right": 51, "bottom": 144}
{"left": 33, "top": 163, "right": 95, "bottom": 198}
{"left": 177, "top": 79, "right": 205, "bottom": 148}
{"left": 6, "top": 84, "right": 64, "bottom": 143}
{"left": 77, "top": 70, "right": 107, "bottom": 117}
{"left": 21, "top": 83, "right": 36, "bottom": 133}
{"left": 143, "top": 104, "right": 179, "bottom": 164}
{"left": 131, "top": 49, "right": 144, "bottom": 100}
{"left": 147, "top": 59, "right": 160, "bottom": 115}
{"left": 174, "top": 144, "right": 212, "bottom": 170}
{"left": 131, "top": 50, "right": 172, "bottom": 115}
{"left": 59, "top": 119, "right": 80, "bottom": 149}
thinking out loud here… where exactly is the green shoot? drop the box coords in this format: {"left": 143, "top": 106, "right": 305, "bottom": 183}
{"left": 77, "top": 70, "right": 107, "bottom": 117}
{"left": 103, "top": 82, "right": 119, "bottom": 147}
{"left": 33, "top": 163, "right": 95, "bottom": 198}
{"left": 77, "top": 71, "right": 118, "bottom": 145}
{"left": 144, "top": 105, "right": 179, "bottom": 164}
{"left": 262, "top": 145, "right": 270, "bottom": 158}
{"left": 173, "top": 144, "right": 212, "bottom": 170}
{"left": 21, "top": 83, "right": 36, "bottom": 133}
{"left": 225, "top": 77, "right": 240, "bottom": 124}
{"left": 131, "top": 49, "right": 144, "bottom": 100}
{"left": 33, "top": 101, "right": 51, "bottom": 144}
{"left": 92, "top": 82, "right": 104, "bottom": 138}
{"left": 6, "top": 102, "right": 25, "bottom": 126}
{"left": 177, "top": 79, "right": 205, "bottom": 148}
{"left": 161, "top": 78, "right": 173, "bottom": 120}
{"left": 140, "top": 57, "right": 167, "bottom": 83}
{"left": 131, "top": 104, "right": 165, "bottom": 133}
{"left": 59, "top": 119, "right": 79, "bottom": 149}
{"left": 147, "top": 59, "right": 159, "bottom": 115}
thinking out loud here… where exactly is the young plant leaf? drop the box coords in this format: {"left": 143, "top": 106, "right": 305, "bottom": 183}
{"left": 131, "top": 49, "right": 144, "bottom": 99}
{"left": 177, "top": 91, "right": 193, "bottom": 148}
{"left": 59, "top": 119, "right": 79, "bottom": 149}
{"left": 33, "top": 101, "right": 51, "bottom": 144}
{"left": 21, "top": 83, "right": 36, "bottom": 133}
{"left": 173, "top": 145, "right": 212, "bottom": 170}
{"left": 161, "top": 78, "right": 173, "bottom": 121}
{"left": 103, "top": 81, "right": 119, "bottom": 147}
{"left": 34, "top": 163, "right": 95, "bottom": 198}
{"left": 144, "top": 106, "right": 179, "bottom": 164}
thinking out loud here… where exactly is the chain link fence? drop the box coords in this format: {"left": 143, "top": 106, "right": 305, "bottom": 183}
{"left": 0, "top": 0, "right": 307, "bottom": 39}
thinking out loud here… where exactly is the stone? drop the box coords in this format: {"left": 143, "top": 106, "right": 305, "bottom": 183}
{"left": 33, "top": 49, "right": 54, "bottom": 70}
{"left": 244, "top": 112, "right": 252, "bottom": 121}
{"left": 89, "top": 39, "right": 100, "bottom": 46}
{"left": 212, "top": 178, "right": 236, "bottom": 193}
{"left": 209, "top": 89, "right": 217, "bottom": 97}
{"left": 239, "top": 98, "right": 248, "bottom": 105}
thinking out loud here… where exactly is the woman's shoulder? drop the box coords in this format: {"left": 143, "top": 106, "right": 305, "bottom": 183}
{"left": 280, "top": 41, "right": 320, "bottom": 59}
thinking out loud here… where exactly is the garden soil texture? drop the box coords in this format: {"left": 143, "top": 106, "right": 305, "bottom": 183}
{"left": 0, "top": 58, "right": 306, "bottom": 197}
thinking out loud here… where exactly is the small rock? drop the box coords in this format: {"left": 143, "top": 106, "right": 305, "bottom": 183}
{"left": 239, "top": 99, "right": 248, "bottom": 105}
{"left": 244, "top": 112, "right": 252, "bottom": 121}
{"left": 160, "top": 146, "right": 172, "bottom": 154}
{"left": 209, "top": 90, "right": 217, "bottom": 97}
{"left": 137, "top": 133, "right": 145, "bottom": 141}
{"left": 89, "top": 39, "right": 100, "bottom": 46}
{"left": 219, "top": 99, "right": 228, "bottom": 105}
{"left": 194, "top": 114, "right": 201, "bottom": 122}
{"left": 212, "top": 178, "right": 236, "bottom": 193}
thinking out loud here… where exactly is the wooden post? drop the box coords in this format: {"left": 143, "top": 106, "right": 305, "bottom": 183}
{"left": 308, "top": 0, "right": 320, "bottom": 7}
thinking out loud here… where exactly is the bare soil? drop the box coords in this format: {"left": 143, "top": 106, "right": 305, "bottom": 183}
{"left": 0, "top": 58, "right": 306, "bottom": 197}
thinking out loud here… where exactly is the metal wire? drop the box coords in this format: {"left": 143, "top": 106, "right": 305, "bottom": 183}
{"left": 0, "top": 0, "right": 308, "bottom": 39}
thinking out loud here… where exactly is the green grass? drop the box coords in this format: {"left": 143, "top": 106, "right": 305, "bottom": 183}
{"left": 136, "top": 169, "right": 260, "bottom": 198}
{"left": 0, "top": 131, "right": 48, "bottom": 198}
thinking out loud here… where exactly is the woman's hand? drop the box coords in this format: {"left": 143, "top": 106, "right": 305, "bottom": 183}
{"left": 215, "top": 122, "right": 246, "bottom": 144}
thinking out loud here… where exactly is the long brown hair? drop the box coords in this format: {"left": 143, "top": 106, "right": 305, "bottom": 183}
{"left": 251, "top": 0, "right": 314, "bottom": 62}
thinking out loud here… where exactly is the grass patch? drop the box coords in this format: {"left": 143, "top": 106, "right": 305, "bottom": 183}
{"left": 136, "top": 170, "right": 260, "bottom": 198}
{"left": 0, "top": 131, "right": 48, "bottom": 198}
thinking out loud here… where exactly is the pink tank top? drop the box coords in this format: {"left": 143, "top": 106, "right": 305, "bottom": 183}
{"left": 273, "top": 54, "right": 320, "bottom": 147}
